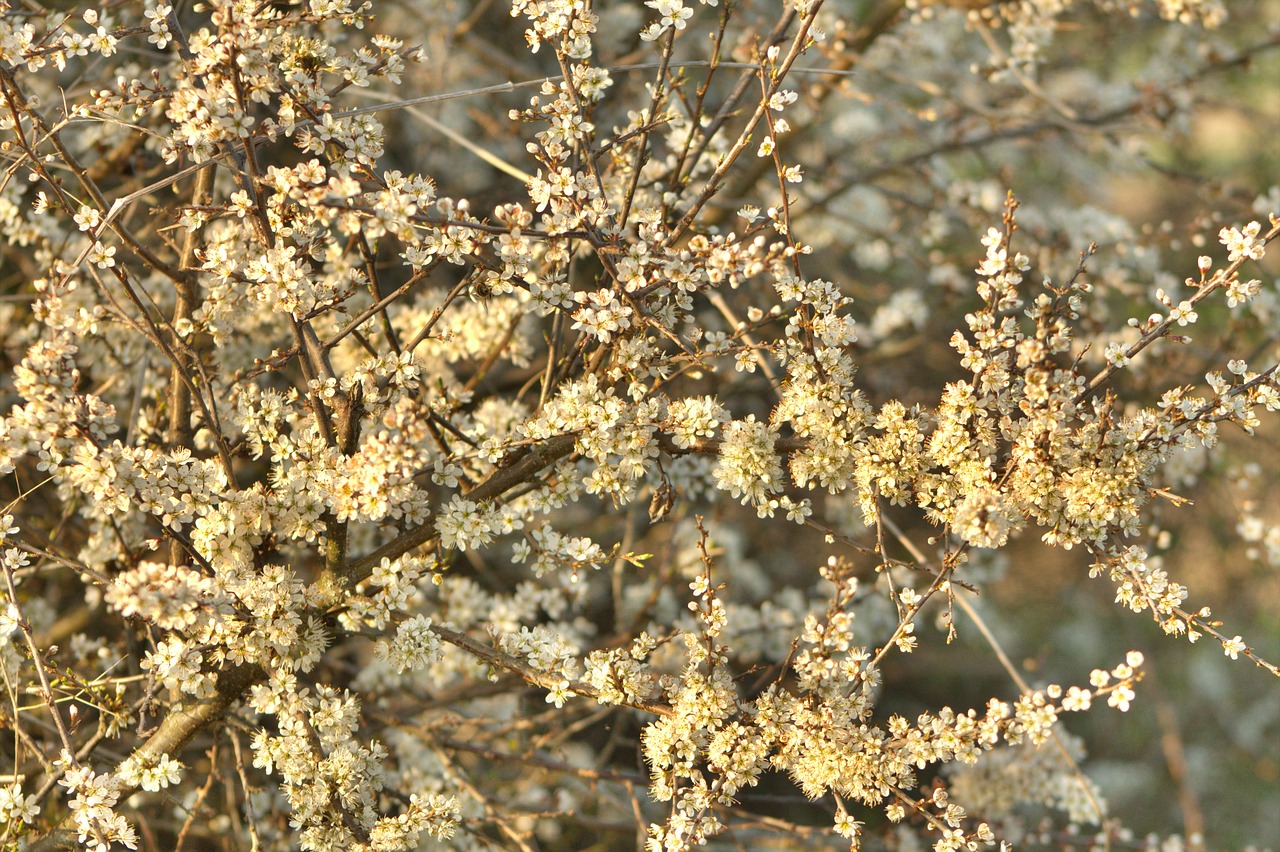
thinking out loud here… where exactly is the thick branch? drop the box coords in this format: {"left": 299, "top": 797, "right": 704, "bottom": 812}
{"left": 27, "top": 664, "right": 263, "bottom": 852}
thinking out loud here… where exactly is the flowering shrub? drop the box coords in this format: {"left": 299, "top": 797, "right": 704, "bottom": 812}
{"left": 0, "top": 0, "right": 1276, "bottom": 850}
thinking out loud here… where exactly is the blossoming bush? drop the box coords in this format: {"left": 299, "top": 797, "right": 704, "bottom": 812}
{"left": 0, "top": 0, "right": 1276, "bottom": 849}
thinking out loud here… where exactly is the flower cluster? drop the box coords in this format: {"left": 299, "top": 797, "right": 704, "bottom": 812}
{"left": 0, "top": 0, "right": 1275, "bottom": 849}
